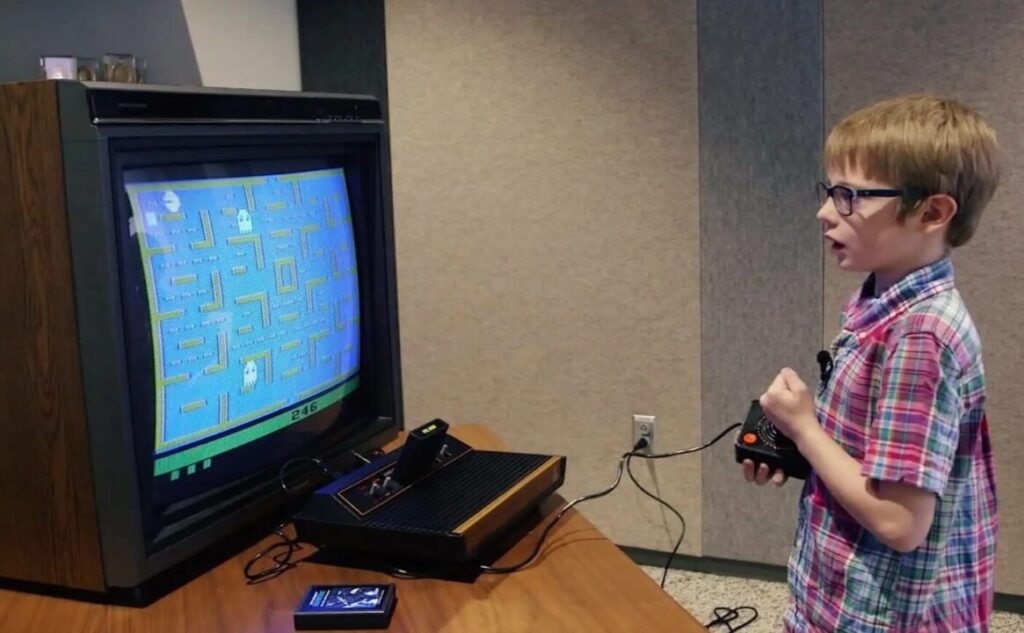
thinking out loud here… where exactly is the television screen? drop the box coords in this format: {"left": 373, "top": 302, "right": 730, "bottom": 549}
{"left": 119, "top": 159, "right": 379, "bottom": 546}
{"left": 125, "top": 166, "right": 360, "bottom": 477}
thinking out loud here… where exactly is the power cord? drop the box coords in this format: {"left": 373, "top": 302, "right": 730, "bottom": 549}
{"left": 626, "top": 422, "right": 740, "bottom": 586}
{"left": 480, "top": 422, "right": 741, "bottom": 583}
{"left": 626, "top": 426, "right": 759, "bottom": 631}
{"left": 624, "top": 443, "right": 685, "bottom": 587}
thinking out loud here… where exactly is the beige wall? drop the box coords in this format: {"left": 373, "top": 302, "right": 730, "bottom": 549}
{"left": 385, "top": 1, "right": 701, "bottom": 553}
{"left": 181, "top": 0, "right": 301, "bottom": 90}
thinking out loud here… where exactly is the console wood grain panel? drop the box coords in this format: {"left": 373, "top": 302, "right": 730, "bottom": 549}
{"left": 0, "top": 81, "right": 105, "bottom": 590}
{"left": 455, "top": 455, "right": 564, "bottom": 554}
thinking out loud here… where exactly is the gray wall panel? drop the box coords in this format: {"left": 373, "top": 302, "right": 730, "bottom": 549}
{"left": 699, "top": 0, "right": 824, "bottom": 565}
{"left": 0, "top": 2, "right": 200, "bottom": 85}
{"left": 824, "top": 0, "right": 1024, "bottom": 596}
{"left": 298, "top": 0, "right": 388, "bottom": 108}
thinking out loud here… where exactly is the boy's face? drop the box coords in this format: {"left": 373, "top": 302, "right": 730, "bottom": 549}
{"left": 818, "top": 163, "right": 931, "bottom": 287}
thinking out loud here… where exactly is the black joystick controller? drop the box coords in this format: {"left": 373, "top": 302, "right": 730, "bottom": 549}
{"left": 734, "top": 401, "right": 811, "bottom": 480}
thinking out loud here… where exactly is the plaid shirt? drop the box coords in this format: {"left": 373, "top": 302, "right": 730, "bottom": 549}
{"left": 785, "top": 256, "right": 999, "bottom": 632}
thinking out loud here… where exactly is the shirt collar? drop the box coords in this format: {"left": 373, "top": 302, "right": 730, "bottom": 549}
{"left": 843, "top": 256, "right": 955, "bottom": 336}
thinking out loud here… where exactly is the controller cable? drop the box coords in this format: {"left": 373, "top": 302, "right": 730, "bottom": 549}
{"left": 481, "top": 422, "right": 741, "bottom": 585}
{"left": 244, "top": 456, "right": 346, "bottom": 584}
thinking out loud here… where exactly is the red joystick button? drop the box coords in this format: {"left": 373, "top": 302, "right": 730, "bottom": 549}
{"left": 742, "top": 433, "right": 758, "bottom": 445}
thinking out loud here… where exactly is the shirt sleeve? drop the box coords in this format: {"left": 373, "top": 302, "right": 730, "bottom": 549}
{"left": 861, "top": 331, "right": 960, "bottom": 494}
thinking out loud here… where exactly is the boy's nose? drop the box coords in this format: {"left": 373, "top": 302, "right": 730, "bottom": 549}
{"left": 816, "top": 199, "right": 838, "bottom": 225}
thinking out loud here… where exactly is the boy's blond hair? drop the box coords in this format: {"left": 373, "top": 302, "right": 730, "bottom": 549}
{"left": 825, "top": 95, "right": 1001, "bottom": 247}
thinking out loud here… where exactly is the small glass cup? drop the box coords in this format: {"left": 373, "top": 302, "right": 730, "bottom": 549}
{"left": 102, "top": 53, "right": 137, "bottom": 83}
{"left": 76, "top": 57, "right": 100, "bottom": 81}
{"left": 135, "top": 56, "right": 147, "bottom": 83}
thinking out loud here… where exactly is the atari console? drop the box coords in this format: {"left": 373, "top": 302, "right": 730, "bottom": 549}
{"left": 293, "top": 419, "right": 566, "bottom": 573}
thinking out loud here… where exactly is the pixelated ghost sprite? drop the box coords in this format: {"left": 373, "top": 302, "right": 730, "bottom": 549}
{"left": 243, "top": 360, "right": 258, "bottom": 392}
{"left": 162, "top": 190, "right": 181, "bottom": 213}
{"left": 238, "top": 208, "right": 253, "bottom": 234}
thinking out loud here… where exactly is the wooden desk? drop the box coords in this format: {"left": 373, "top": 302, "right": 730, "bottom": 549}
{"left": 0, "top": 425, "right": 706, "bottom": 632}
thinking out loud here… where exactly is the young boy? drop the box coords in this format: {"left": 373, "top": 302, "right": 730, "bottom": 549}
{"left": 743, "top": 95, "right": 1001, "bottom": 631}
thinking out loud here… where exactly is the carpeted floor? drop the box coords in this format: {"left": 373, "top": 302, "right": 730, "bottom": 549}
{"left": 640, "top": 566, "right": 1024, "bottom": 632}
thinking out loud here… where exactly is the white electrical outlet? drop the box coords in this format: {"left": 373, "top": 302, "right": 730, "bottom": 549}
{"left": 632, "top": 414, "right": 656, "bottom": 454}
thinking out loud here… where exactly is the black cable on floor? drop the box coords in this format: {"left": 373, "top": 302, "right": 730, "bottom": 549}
{"left": 705, "top": 605, "right": 759, "bottom": 631}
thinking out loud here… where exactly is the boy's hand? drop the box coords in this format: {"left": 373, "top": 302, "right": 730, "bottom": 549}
{"left": 759, "top": 368, "right": 818, "bottom": 443}
{"left": 741, "top": 459, "right": 788, "bottom": 486}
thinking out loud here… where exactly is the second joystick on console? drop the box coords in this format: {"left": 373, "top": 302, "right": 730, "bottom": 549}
{"left": 734, "top": 400, "right": 811, "bottom": 480}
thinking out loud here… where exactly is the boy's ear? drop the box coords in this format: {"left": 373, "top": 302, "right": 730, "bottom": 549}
{"left": 919, "top": 194, "right": 958, "bottom": 233}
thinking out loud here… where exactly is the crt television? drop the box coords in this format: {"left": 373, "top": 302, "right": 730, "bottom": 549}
{"left": 0, "top": 80, "right": 402, "bottom": 598}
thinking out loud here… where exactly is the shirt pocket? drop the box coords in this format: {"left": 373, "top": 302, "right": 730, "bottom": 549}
{"left": 828, "top": 343, "right": 886, "bottom": 459}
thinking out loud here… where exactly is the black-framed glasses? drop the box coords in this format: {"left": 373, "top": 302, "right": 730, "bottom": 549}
{"left": 816, "top": 181, "right": 909, "bottom": 217}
